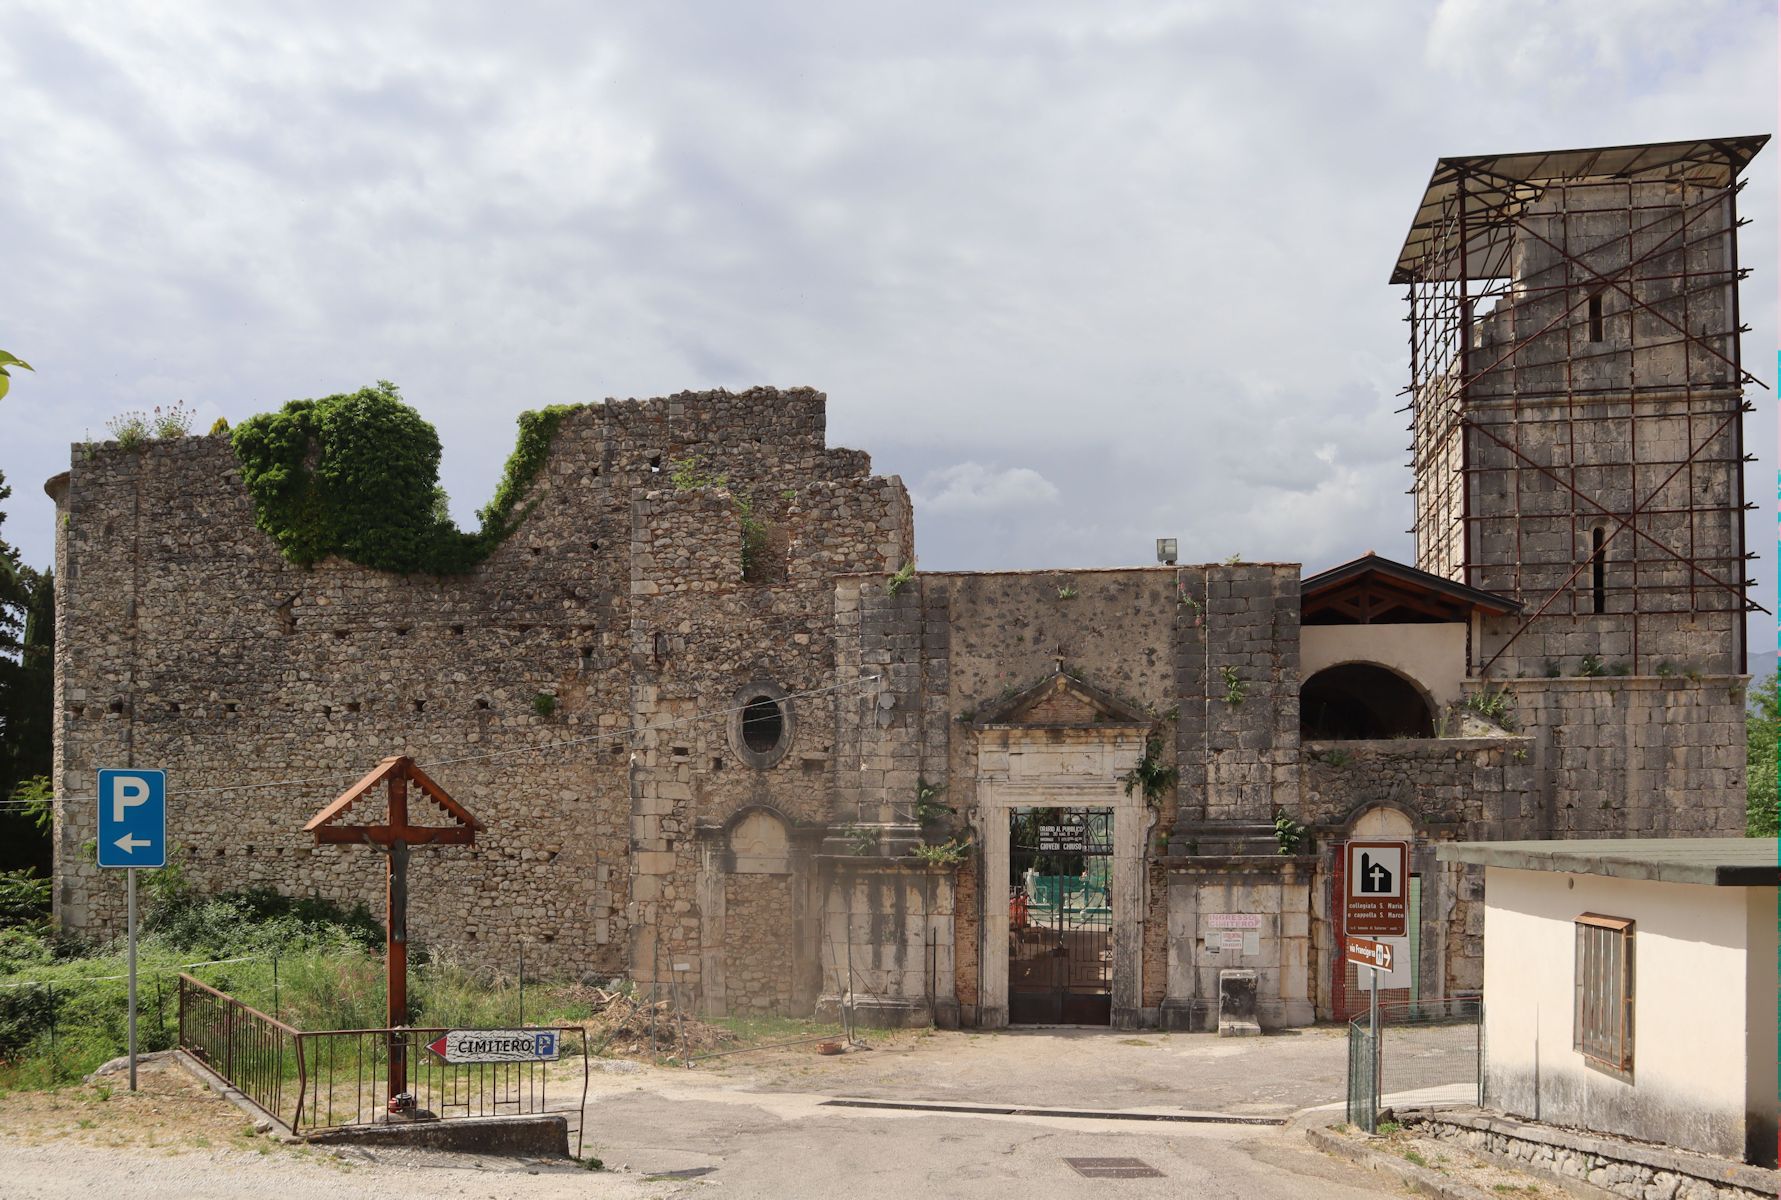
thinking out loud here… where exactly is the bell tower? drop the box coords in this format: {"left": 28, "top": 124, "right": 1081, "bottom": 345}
{"left": 1396, "top": 137, "right": 1767, "bottom": 679}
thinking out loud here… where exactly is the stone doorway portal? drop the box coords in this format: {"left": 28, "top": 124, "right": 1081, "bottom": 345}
{"left": 1008, "top": 807, "right": 1114, "bottom": 1025}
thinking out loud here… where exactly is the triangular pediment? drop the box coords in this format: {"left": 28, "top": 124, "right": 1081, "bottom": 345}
{"left": 974, "top": 671, "right": 1152, "bottom": 728}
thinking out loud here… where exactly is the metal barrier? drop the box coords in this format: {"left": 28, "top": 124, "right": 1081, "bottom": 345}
{"left": 1346, "top": 996, "right": 1481, "bottom": 1134}
{"left": 177, "top": 973, "right": 303, "bottom": 1130}
{"left": 176, "top": 975, "right": 589, "bottom": 1155}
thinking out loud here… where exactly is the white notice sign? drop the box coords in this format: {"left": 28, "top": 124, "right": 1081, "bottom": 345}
{"left": 428, "top": 1029, "right": 560, "bottom": 1063}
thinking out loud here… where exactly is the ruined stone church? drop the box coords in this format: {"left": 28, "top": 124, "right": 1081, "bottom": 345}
{"left": 49, "top": 136, "right": 1764, "bottom": 1028}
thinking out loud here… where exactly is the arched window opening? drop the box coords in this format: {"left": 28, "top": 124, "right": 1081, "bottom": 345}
{"left": 1587, "top": 292, "right": 1604, "bottom": 342}
{"left": 1590, "top": 527, "right": 1607, "bottom": 615}
{"left": 1300, "top": 663, "right": 1435, "bottom": 741}
{"left": 740, "top": 696, "right": 785, "bottom": 754}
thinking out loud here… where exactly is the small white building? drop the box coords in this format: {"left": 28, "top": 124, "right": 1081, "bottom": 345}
{"left": 1436, "top": 838, "right": 1778, "bottom": 1168}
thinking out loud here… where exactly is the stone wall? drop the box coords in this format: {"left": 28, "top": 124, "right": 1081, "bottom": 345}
{"left": 1407, "top": 1109, "right": 1778, "bottom": 1200}
{"left": 817, "top": 861, "right": 956, "bottom": 1027}
{"left": 51, "top": 427, "right": 634, "bottom": 979}
{"left": 1170, "top": 564, "right": 1303, "bottom": 829}
{"left": 1497, "top": 677, "right": 1748, "bottom": 838}
{"left": 721, "top": 873, "right": 794, "bottom": 1015}
{"left": 50, "top": 387, "right": 903, "bottom": 993}
{"left": 1160, "top": 861, "right": 1317, "bottom": 1029}
{"left": 1300, "top": 735, "right": 1532, "bottom": 1016}
{"left": 625, "top": 467, "right": 912, "bottom": 1006}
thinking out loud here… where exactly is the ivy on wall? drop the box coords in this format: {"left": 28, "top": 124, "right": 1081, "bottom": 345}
{"left": 230, "top": 381, "right": 583, "bottom": 575}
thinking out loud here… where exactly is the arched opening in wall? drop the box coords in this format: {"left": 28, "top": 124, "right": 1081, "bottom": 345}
{"left": 1300, "top": 663, "right": 1434, "bottom": 740}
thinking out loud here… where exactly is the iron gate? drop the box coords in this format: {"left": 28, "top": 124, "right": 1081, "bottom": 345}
{"left": 1008, "top": 807, "right": 1113, "bottom": 1025}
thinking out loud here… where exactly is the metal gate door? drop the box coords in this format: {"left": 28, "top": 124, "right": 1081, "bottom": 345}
{"left": 1008, "top": 808, "right": 1113, "bottom": 1025}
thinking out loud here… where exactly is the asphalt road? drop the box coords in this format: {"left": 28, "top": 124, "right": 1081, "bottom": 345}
{"left": 0, "top": 1027, "right": 1489, "bottom": 1198}
{"left": 575, "top": 1083, "right": 1417, "bottom": 1199}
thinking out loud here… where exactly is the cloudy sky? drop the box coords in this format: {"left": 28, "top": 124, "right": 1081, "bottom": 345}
{"left": 1, "top": 1, "right": 1774, "bottom": 641}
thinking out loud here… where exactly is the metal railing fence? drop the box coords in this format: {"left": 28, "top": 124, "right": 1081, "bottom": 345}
{"left": 176, "top": 975, "right": 589, "bottom": 1155}
{"left": 1346, "top": 995, "right": 1482, "bottom": 1134}
{"left": 178, "top": 972, "right": 302, "bottom": 1129}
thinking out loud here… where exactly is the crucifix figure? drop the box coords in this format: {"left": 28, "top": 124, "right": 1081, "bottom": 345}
{"left": 304, "top": 756, "right": 482, "bottom": 1111}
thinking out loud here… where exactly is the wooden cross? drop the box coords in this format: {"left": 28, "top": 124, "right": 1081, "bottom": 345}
{"left": 304, "top": 755, "right": 482, "bottom": 1108}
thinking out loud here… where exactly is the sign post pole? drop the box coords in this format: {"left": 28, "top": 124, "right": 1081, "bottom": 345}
{"left": 96, "top": 769, "right": 165, "bottom": 1093}
{"left": 1344, "top": 934, "right": 1394, "bottom": 1128}
{"left": 386, "top": 773, "right": 409, "bottom": 1107}
{"left": 1369, "top": 952, "right": 1379, "bottom": 1108}
{"left": 127, "top": 866, "right": 138, "bottom": 1091}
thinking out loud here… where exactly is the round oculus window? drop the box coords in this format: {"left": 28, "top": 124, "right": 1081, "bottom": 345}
{"left": 729, "top": 681, "right": 794, "bottom": 767}
{"left": 740, "top": 696, "right": 785, "bottom": 753}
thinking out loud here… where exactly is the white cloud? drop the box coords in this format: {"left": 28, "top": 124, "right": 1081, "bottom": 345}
{"left": 0, "top": 0, "right": 1771, "bottom": 635}
{"left": 914, "top": 463, "right": 1061, "bottom": 515}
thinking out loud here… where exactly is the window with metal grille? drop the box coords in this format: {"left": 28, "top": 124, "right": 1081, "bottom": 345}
{"left": 1574, "top": 914, "right": 1634, "bottom": 1072}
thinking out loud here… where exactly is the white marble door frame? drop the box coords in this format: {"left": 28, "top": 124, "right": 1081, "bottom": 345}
{"left": 973, "top": 728, "right": 1150, "bottom": 1028}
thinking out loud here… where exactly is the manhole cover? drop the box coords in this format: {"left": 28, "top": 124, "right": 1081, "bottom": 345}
{"left": 1064, "top": 1157, "right": 1163, "bottom": 1178}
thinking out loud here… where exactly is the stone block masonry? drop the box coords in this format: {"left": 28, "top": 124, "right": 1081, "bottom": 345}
{"left": 45, "top": 355, "right": 1754, "bottom": 1029}
{"left": 48, "top": 387, "right": 906, "bottom": 993}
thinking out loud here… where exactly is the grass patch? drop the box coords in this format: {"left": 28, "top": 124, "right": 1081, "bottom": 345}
{"left": 0, "top": 869, "right": 615, "bottom": 1090}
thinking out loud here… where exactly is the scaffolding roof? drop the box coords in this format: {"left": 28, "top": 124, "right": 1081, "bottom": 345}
{"left": 1390, "top": 135, "right": 1769, "bottom": 284}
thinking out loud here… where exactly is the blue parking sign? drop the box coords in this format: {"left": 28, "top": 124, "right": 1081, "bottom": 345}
{"left": 97, "top": 769, "right": 166, "bottom": 868}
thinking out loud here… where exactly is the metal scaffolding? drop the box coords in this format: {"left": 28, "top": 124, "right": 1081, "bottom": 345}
{"left": 1393, "top": 137, "right": 1770, "bottom": 677}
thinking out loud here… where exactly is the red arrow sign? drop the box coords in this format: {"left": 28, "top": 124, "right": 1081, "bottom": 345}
{"left": 428, "top": 1035, "right": 449, "bottom": 1057}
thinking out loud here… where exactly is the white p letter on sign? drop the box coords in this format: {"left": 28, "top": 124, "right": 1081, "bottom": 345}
{"left": 112, "top": 775, "right": 151, "bottom": 824}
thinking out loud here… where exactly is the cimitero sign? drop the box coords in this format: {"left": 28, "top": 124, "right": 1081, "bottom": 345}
{"left": 1344, "top": 840, "right": 1409, "bottom": 937}
{"left": 428, "top": 1029, "right": 560, "bottom": 1064}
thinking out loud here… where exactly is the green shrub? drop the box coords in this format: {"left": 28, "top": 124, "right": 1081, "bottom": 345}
{"left": 1748, "top": 673, "right": 1778, "bottom": 838}
{"left": 0, "top": 870, "right": 50, "bottom": 926}
{"left": 1120, "top": 732, "right": 1179, "bottom": 805}
{"left": 230, "top": 382, "right": 584, "bottom": 575}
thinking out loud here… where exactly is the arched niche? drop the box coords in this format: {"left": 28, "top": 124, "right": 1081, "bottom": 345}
{"left": 1348, "top": 804, "right": 1415, "bottom": 841}
{"left": 1300, "top": 662, "right": 1436, "bottom": 740}
{"left": 728, "top": 808, "right": 792, "bottom": 875}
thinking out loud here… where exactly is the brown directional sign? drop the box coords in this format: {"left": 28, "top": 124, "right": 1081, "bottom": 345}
{"left": 1345, "top": 840, "right": 1409, "bottom": 937}
{"left": 1345, "top": 935, "right": 1394, "bottom": 973}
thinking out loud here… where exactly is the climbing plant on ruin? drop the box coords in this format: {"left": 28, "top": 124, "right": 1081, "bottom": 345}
{"left": 1119, "top": 732, "right": 1178, "bottom": 807}
{"left": 231, "top": 382, "right": 584, "bottom": 574}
